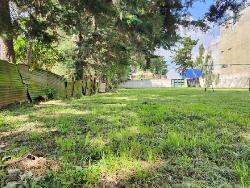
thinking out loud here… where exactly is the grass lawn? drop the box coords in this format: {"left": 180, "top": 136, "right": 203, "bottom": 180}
{"left": 0, "top": 88, "right": 249, "bottom": 187}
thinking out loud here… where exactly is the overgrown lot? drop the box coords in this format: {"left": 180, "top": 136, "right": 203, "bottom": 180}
{"left": 0, "top": 88, "right": 249, "bottom": 187}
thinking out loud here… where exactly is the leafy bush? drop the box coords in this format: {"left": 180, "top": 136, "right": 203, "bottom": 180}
{"left": 45, "top": 87, "right": 57, "bottom": 99}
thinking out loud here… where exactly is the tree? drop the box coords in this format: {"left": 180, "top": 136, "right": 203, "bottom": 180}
{"left": 0, "top": 0, "right": 59, "bottom": 65}
{"left": 14, "top": 36, "right": 64, "bottom": 69}
{"left": 195, "top": 45, "right": 217, "bottom": 92}
{"left": 150, "top": 56, "right": 168, "bottom": 78}
{"left": 173, "top": 37, "right": 198, "bottom": 77}
{"left": 0, "top": 0, "right": 247, "bottom": 94}
{"left": 0, "top": 0, "right": 16, "bottom": 63}
{"left": 195, "top": 44, "right": 205, "bottom": 67}
{"left": 206, "top": 0, "right": 247, "bottom": 23}
{"left": 201, "top": 53, "right": 214, "bottom": 92}
{"left": 57, "top": 0, "right": 166, "bottom": 91}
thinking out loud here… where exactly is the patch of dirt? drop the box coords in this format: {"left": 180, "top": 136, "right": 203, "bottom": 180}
{"left": 242, "top": 134, "right": 250, "bottom": 144}
{"left": 38, "top": 100, "right": 69, "bottom": 107}
{"left": 99, "top": 160, "right": 164, "bottom": 187}
{"left": 5, "top": 153, "right": 60, "bottom": 177}
{"left": 241, "top": 128, "right": 250, "bottom": 143}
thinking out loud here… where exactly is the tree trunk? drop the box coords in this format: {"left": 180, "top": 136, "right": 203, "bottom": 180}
{"left": 92, "top": 16, "right": 97, "bottom": 31}
{"left": 145, "top": 56, "right": 151, "bottom": 70}
{"left": 93, "top": 77, "right": 96, "bottom": 94}
{"left": 71, "top": 78, "right": 75, "bottom": 97}
{"left": 0, "top": 0, "right": 16, "bottom": 63}
{"left": 1, "top": 39, "right": 16, "bottom": 63}
{"left": 75, "top": 31, "right": 84, "bottom": 80}
{"left": 25, "top": 40, "right": 33, "bottom": 65}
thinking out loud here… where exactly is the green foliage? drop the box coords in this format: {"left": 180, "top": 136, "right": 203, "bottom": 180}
{"left": 196, "top": 45, "right": 219, "bottom": 88}
{"left": 14, "top": 36, "right": 64, "bottom": 69}
{"left": 44, "top": 87, "right": 57, "bottom": 100}
{"left": 150, "top": 56, "right": 168, "bottom": 76}
{"left": 206, "top": 0, "right": 247, "bottom": 23}
{"left": 1, "top": 0, "right": 248, "bottom": 85}
{"left": 173, "top": 37, "right": 198, "bottom": 75}
{"left": 195, "top": 44, "right": 205, "bottom": 67}
{"left": 50, "top": 38, "right": 76, "bottom": 80}
{"left": 57, "top": 0, "right": 195, "bottom": 84}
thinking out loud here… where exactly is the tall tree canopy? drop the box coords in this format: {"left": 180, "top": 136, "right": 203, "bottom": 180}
{"left": 0, "top": 0, "right": 247, "bottom": 87}
{"left": 173, "top": 37, "right": 198, "bottom": 75}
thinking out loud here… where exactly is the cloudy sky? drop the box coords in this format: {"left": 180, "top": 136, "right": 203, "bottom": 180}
{"left": 156, "top": 0, "right": 220, "bottom": 79}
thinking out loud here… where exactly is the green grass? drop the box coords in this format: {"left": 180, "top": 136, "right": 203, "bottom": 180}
{"left": 0, "top": 88, "right": 249, "bottom": 187}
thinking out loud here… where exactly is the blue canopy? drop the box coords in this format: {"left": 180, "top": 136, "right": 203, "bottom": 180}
{"left": 181, "top": 69, "right": 202, "bottom": 79}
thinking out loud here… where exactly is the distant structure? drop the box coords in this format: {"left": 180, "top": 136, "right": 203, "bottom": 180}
{"left": 181, "top": 69, "right": 202, "bottom": 79}
{"left": 128, "top": 70, "right": 167, "bottom": 80}
{"left": 208, "top": 5, "right": 250, "bottom": 88}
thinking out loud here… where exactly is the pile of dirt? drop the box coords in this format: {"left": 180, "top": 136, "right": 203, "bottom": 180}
{"left": 98, "top": 160, "right": 164, "bottom": 187}
{"left": 5, "top": 153, "right": 60, "bottom": 177}
{"left": 1, "top": 153, "right": 60, "bottom": 187}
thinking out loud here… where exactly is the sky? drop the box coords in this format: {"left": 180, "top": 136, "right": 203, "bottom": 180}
{"left": 190, "top": 0, "right": 215, "bottom": 20}
{"left": 156, "top": 0, "right": 220, "bottom": 79}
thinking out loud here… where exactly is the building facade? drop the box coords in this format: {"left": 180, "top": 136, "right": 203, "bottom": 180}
{"left": 208, "top": 5, "right": 250, "bottom": 88}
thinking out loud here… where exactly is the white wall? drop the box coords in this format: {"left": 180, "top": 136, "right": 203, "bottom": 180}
{"left": 120, "top": 80, "right": 172, "bottom": 88}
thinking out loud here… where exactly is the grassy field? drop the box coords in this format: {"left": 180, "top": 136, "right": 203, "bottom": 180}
{"left": 0, "top": 88, "right": 249, "bottom": 187}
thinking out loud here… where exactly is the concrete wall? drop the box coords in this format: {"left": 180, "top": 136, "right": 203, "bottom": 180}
{"left": 206, "top": 6, "right": 250, "bottom": 88}
{"left": 220, "top": 6, "right": 250, "bottom": 68}
{"left": 208, "top": 42, "right": 220, "bottom": 65}
{"left": 120, "top": 80, "right": 172, "bottom": 88}
{"left": 215, "top": 76, "right": 249, "bottom": 88}
{"left": 216, "top": 6, "right": 250, "bottom": 88}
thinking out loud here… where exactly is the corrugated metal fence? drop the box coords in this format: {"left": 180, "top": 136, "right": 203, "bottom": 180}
{"left": 18, "top": 64, "right": 67, "bottom": 100}
{"left": 0, "top": 60, "right": 103, "bottom": 108}
{"left": 0, "top": 60, "right": 26, "bottom": 107}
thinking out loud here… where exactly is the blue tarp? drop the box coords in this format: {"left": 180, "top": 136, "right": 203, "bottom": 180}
{"left": 181, "top": 69, "right": 202, "bottom": 79}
